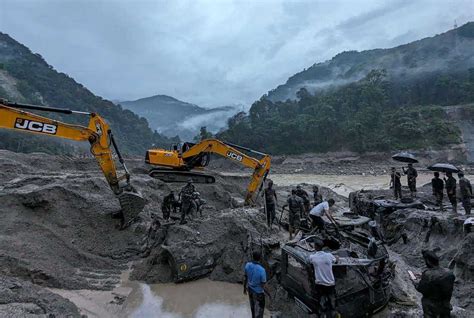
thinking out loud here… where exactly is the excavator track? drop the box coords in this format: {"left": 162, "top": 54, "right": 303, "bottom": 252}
{"left": 149, "top": 168, "right": 216, "bottom": 184}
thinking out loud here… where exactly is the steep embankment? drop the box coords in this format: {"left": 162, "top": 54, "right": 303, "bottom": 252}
{"left": 0, "top": 33, "right": 175, "bottom": 154}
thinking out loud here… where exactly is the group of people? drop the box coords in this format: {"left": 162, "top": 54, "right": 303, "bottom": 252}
{"left": 390, "top": 163, "right": 418, "bottom": 199}
{"left": 432, "top": 171, "right": 472, "bottom": 215}
{"left": 161, "top": 179, "right": 206, "bottom": 225}
{"left": 390, "top": 163, "right": 472, "bottom": 215}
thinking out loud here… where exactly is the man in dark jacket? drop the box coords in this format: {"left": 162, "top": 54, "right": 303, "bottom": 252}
{"left": 403, "top": 163, "right": 418, "bottom": 197}
{"left": 162, "top": 191, "right": 177, "bottom": 221}
{"left": 283, "top": 190, "right": 304, "bottom": 239}
{"left": 413, "top": 250, "right": 455, "bottom": 318}
{"left": 296, "top": 185, "right": 310, "bottom": 214}
{"left": 431, "top": 172, "right": 444, "bottom": 211}
{"left": 458, "top": 172, "right": 472, "bottom": 215}
{"left": 313, "top": 185, "right": 323, "bottom": 207}
{"left": 262, "top": 180, "right": 277, "bottom": 227}
{"left": 390, "top": 167, "right": 402, "bottom": 200}
{"left": 445, "top": 172, "right": 457, "bottom": 214}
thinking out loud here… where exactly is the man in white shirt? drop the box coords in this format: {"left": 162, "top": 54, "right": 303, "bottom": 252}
{"left": 309, "top": 199, "right": 336, "bottom": 231}
{"left": 309, "top": 240, "right": 339, "bottom": 317}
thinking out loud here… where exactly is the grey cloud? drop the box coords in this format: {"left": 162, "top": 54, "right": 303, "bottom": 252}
{"left": 0, "top": 0, "right": 472, "bottom": 108}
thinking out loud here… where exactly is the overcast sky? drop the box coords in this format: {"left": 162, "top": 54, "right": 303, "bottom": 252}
{"left": 1, "top": 0, "right": 473, "bottom": 107}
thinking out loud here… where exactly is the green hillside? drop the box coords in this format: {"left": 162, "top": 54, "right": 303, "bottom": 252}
{"left": 0, "top": 32, "right": 176, "bottom": 155}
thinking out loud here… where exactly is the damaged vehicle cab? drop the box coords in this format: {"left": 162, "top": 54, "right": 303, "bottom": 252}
{"left": 280, "top": 234, "right": 392, "bottom": 317}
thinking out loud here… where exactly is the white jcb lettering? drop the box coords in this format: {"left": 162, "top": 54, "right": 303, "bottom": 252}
{"left": 226, "top": 151, "right": 243, "bottom": 162}
{"left": 14, "top": 118, "right": 57, "bottom": 135}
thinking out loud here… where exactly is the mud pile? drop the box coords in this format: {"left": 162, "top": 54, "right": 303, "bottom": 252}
{"left": 351, "top": 184, "right": 474, "bottom": 315}
{"left": 0, "top": 149, "right": 253, "bottom": 315}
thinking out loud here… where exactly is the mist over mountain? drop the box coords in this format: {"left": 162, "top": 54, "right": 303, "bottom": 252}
{"left": 267, "top": 22, "right": 474, "bottom": 102}
{"left": 0, "top": 32, "right": 176, "bottom": 154}
{"left": 120, "top": 95, "right": 241, "bottom": 141}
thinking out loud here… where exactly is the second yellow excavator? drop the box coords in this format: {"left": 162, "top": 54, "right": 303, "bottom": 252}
{"left": 145, "top": 139, "right": 271, "bottom": 204}
{"left": 0, "top": 100, "right": 146, "bottom": 223}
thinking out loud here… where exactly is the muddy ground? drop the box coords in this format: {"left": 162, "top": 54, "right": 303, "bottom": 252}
{"left": 0, "top": 149, "right": 473, "bottom": 317}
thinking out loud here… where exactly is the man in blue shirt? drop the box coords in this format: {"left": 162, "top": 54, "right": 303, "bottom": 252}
{"left": 244, "top": 251, "right": 268, "bottom": 318}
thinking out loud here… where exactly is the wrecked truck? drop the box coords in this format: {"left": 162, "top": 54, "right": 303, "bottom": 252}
{"left": 280, "top": 232, "right": 392, "bottom": 317}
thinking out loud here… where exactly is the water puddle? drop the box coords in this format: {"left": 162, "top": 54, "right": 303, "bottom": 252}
{"left": 125, "top": 279, "right": 255, "bottom": 318}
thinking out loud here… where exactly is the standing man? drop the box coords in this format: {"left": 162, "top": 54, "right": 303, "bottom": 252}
{"left": 458, "top": 172, "right": 472, "bottom": 215}
{"left": 309, "top": 199, "right": 337, "bottom": 232}
{"left": 445, "top": 172, "right": 457, "bottom": 214}
{"left": 390, "top": 167, "right": 402, "bottom": 200}
{"left": 243, "top": 251, "right": 269, "bottom": 318}
{"left": 283, "top": 190, "right": 304, "bottom": 240}
{"left": 309, "top": 240, "right": 339, "bottom": 318}
{"left": 412, "top": 250, "right": 455, "bottom": 318}
{"left": 179, "top": 179, "right": 196, "bottom": 224}
{"left": 313, "top": 185, "right": 323, "bottom": 207}
{"left": 262, "top": 180, "right": 277, "bottom": 227}
{"left": 162, "top": 190, "right": 177, "bottom": 221}
{"left": 403, "top": 163, "right": 418, "bottom": 198}
{"left": 192, "top": 192, "right": 206, "bottom": 217}
{"left": 296, "top": 185, "right": 311, "bottom": 215}
{"left": 431, "top": 172, "right": 444, "bottom": 211}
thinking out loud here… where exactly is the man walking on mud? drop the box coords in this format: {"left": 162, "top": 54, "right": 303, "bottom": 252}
{"left": 458, "top": 172, "right": 472, "bottom": 215}
{"left": 262, "top": 180, "right": 277, "bottom": 227}
{"left": 313, "top": 185, "right": 323, "bottom": 207}
{"left": 244, "top": 251, "right": 269, "bottom": 318}
{"left": 162, "top": 190, "right": 177, "bottom": 221}
{"left": 390, "top": 167, "right": 402, "bottom": 200}
{"left": 296, "top": 185, "right": 310, "bottom": 214}
{"left": 403, "top": 163, "right": 418, "bottom": 197}
{"left": 283, "top": 189, "right": 304, "bottom": 239}
{"left": 431, "top": 172, "right": 444, "bottom": 211}
{"left": 179, "top": 179, "right": 196, "bottom": 224}
{"left": 445, "top": 172, "right": 457, "bottom": 214}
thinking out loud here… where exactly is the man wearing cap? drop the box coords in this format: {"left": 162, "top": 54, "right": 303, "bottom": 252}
{"left": 412, "top": 249, "right": 455, "bottom": 318}
{"left": 458, "top": 172, "right": 472, "bottom": 215}
{"left": 390, "top": 167, "right": 402, "bottom": 200}
{"left": 444, "top": 172, "right": 457, "bottom": 214}
{"left": 309, "top": 240, "right": 339, "bottom": 317}
{"left": 179, "top": 179, "right": 196, "bottom": 224}
{"left": 431, "top": 172, "right": 444, "bottom": 211}
{"left": 403, "top": 163, "right": 418, "bottom": 198}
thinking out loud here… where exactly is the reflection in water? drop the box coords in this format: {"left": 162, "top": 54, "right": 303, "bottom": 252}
{"left": 130, "top": 279, "right": 251, "bottom": 318}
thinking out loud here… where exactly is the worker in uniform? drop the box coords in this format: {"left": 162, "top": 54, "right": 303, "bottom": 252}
{"left": 192, "top": 192, "right": 206, "bottom": 217}
{"left": 312, "top": 185, "right": 323, "bottom": 207}
{"left": 431, "top": 172, "right": 444, "bottom": 211}
{"left": 262, "top": 180, "right": 277, "bottom": 227}
{"left": 444, "top": 172, "right": 457, "bottom": 214}
{"left": 283, "top": 190, "right": 304, "bottom": 240}
{"left": 390, "top": 167, "right": 402, "bottom": 200}
{"left": 458, "top": 172, "right": 472, "bottom": 215}
{"left": 296, "top": 185, "right": 310, "bottom": 215}
{"left": 179, "top": 179, "right": 196, "bottom": 224}
{"left": 403, "top": 163, "right": 418, "bottom": 197}
{"left": 412, "top": 250, "right": 455, "bottom": 318}
{"left": 162, "top": 191, "right": 177, "bottom": 221}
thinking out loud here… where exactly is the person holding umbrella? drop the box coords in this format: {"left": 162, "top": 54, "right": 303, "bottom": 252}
{"left": 403, "top": 163, "right": 418, "bottom": 198}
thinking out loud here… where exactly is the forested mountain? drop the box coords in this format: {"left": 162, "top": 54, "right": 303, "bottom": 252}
{"left": 121, "top": 95, "right": 240, "bottom": 141}
{"left": 267, "top": 22, "right": 474, "bottom": 102}
{"left": 0, "top": 32, "right": 176, "bottom": 155}
{"left": 219, "top": 23, "right": 474, "bottom": 155}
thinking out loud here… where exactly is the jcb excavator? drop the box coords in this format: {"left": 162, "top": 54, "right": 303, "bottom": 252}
{"left": 145, "top": 139, "right": 271, "bottom": 204}
{"left": 0, "top": 100, "right": 146, "bottom": 223}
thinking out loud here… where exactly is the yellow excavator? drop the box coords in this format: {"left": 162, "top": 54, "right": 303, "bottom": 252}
{"left": 0, "top": 100, "right": 146, "bottom": 223}
{"left": 145, "top": 139, "right": 271, "bottom": 204}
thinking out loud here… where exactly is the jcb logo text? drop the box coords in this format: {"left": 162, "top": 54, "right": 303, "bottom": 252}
{"left": 14, "top": 118, "right": 58, "bottom": 135}
{"left": 226, "top": 151, "right": 243, "bottom": 162}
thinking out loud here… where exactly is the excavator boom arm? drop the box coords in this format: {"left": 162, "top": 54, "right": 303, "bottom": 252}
{"left": 0, "top": 101, "right": 145, "bottom": 221}
{"left": 182, "top": 139, "right": 271, "bottom": 204}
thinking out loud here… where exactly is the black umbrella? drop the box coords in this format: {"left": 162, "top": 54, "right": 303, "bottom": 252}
{"left": 392, "top": 152, "right": 418, "bottom": 163}
{"left": 427, "top": 163, "right": 460, "bottom": 173}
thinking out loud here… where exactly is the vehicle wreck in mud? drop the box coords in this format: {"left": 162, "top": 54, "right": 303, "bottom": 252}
{"left": 280, "top": 229, "right": 393, "bottom": 317}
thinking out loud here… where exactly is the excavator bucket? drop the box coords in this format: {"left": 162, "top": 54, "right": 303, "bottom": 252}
{"left": 117, "top": 190, "right": 146, "bottom": 223}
